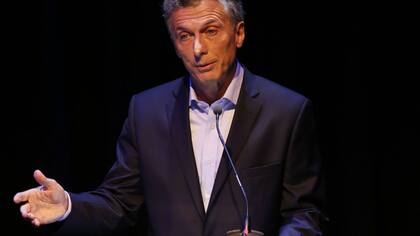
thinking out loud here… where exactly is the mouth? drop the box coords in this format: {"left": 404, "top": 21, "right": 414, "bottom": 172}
{"left": 194, "top": 60, "right": 216, "bottom": 72}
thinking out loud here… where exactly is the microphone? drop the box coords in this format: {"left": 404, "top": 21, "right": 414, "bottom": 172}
{"left": 212, "top": 104, "right": 263, "bottom": 236}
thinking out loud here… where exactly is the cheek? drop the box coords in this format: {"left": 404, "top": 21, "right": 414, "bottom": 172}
{"left": 177, "top": 49, "right": 193, "bottom": 65}
{"left": 175, "top": 43, "right": 190, "bottom": 57}
{"left": 218, "top": 37, "right": 236, "bottom": 56}
{"left": 218, "top": 44, "right": 236, "bottom": 66}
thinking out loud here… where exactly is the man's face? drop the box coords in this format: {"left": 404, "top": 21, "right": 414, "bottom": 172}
{"left": 167, "top": 0, "right": 245, "bottom": 84}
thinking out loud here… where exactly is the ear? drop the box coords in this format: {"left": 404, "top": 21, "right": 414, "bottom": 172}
{"left": 235, "top": 21, "right": 245, "bottom": 48}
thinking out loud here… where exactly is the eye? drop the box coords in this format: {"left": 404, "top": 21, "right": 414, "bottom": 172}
{"left": 206, "top": 28, "right": 218, "bottom": 36}
{"left": 178, "top": 32, "right": 191, "bottom": 41}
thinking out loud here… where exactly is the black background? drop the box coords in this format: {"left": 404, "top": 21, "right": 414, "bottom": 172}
{"left": 2, "top": 1, "right": 418, "bottom": 235}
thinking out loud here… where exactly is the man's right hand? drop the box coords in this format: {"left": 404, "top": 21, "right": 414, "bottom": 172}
{"left": 13, "top": 170, "right": 69, "bottom": 227}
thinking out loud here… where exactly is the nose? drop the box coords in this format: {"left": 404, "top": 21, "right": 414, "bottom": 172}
{"left": 193, "top": 36, "right": 207, "bottom": 61}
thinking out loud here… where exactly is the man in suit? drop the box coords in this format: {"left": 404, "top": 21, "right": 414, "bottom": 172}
{"left": 14, "top": 0, "right": 325, "bottom": 235}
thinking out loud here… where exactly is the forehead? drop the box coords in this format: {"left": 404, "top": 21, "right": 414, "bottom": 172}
{"left": 168, "top": 0, "right": 230, "bottom": 29}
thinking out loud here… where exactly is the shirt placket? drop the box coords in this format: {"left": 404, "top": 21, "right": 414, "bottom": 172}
{"left": 201, "top": 110, "right": 219, "bottom": 211}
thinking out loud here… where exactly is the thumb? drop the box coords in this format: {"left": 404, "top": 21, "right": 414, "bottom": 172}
{"left": 33, "top": 170, "right": 54, "bottom": 188}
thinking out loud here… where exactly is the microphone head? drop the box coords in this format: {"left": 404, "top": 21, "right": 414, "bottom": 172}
{"left": 212, "top": 104, "right": 223, "bottom": 115}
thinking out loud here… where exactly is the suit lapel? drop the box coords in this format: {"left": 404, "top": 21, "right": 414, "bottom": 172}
{"left": 167, "top": 77, "right": 205, "bottom": 220}
{"left": 207, "top": 68, "right": 262, "bottom": 213}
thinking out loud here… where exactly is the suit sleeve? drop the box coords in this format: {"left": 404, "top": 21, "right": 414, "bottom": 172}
{"left": 278, "top": 99, "right": 326, "bottom": 236}
{"left": 53, "top": 95, "right": 145, "bottom": 235}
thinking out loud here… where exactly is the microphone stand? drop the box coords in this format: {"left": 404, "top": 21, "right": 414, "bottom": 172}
{"left": 213, "top": 105, "right": 264, "bottom": 236}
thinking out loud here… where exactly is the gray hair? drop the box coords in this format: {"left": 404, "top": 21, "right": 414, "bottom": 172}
{"left": 162, "top": 0, "right": 244, "bottom": 23}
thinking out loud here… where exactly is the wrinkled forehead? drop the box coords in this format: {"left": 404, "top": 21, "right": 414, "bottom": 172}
{"left": 167, "top": 0, "right": 230, "bottom": 17}
{"left": 168, "top": 0, "right": 231, "bottom": 31}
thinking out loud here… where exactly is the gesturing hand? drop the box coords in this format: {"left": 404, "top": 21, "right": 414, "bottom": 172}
{"left": 14, "top": 170, "right": 69, "bottom": 226}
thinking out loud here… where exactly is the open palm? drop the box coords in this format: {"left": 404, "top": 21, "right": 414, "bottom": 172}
{"left": 14, "top": 170, "right": 68, "bottom": 226}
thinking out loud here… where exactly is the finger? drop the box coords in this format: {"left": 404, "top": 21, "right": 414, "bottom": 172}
{"left": 33, "top": 169, "right": 54, "bottom": 188}
{"left": 20, "top": 203, "right": 31, "bottom": 218}
{"left": 32, "top": 218, "right": 41, "bottom": 227}
{"left": 14, "top": 190, "right": 30, "bottom": 203}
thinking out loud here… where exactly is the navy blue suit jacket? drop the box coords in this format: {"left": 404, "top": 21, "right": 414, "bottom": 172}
{"left": 54, "top": 67, "right": 324, "bottom": 235}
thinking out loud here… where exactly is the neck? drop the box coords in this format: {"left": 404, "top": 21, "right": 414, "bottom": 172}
{"left": 192, "top": 62, "right": 237, "bottom": 104}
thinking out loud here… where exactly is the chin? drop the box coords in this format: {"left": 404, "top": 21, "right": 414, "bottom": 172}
{"left": 194, "top": 72, "right": 221, "bottom": 83}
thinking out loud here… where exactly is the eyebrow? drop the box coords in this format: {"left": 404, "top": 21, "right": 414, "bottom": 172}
{"left": 175, "top": 18, "right": 223, "bottom": 33}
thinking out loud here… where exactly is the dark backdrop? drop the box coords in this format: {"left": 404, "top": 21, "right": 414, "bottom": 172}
{"left": 2, "top": 1, "right": 417, "bottom": 235}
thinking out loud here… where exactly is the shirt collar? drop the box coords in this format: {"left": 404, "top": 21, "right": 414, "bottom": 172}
{"left": 189, "top": 61, "right": 244, "bottom": 108}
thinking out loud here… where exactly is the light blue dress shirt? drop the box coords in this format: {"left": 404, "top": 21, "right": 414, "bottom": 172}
{"left": 189, "top": 62, "right": 244, "bottom": 211}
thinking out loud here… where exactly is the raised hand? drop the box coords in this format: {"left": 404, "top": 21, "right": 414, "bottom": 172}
{"left": 14, "top": 170, "right": 69, "bottom": 226}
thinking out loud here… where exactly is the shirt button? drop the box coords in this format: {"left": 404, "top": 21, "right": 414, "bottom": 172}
{"left": 210, "top": 123, "right": 215, "bottom": 129}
